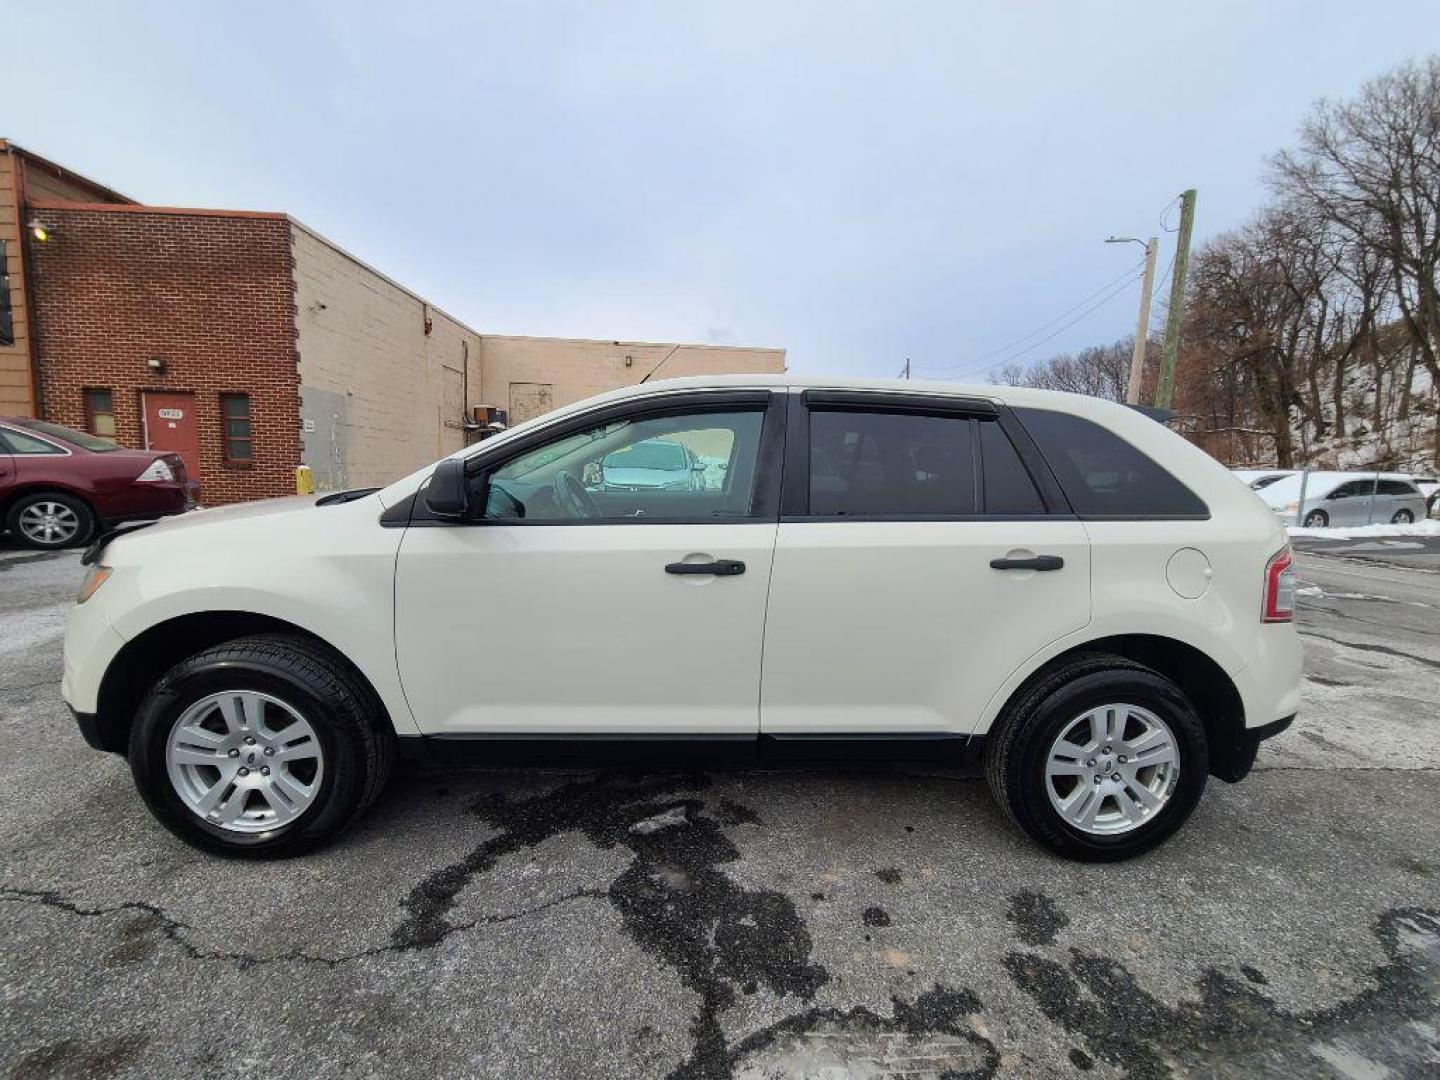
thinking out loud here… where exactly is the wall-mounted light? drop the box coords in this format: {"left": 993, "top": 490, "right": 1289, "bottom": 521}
{"left": 146, "top": 356, "right": 167, "bottom": 375}
{"left": 624, "top": 354, "right": 634, "bottom": 368}
{"left": 27, "top": 221, "right": 52, "bottom": 243}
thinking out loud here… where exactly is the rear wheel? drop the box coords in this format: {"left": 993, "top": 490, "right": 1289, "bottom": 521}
{"left": 7, "top": 491, "right": 95, "bottom": 549}
{"left": 985, "top": 654, "right": 1208, "bottom": 861}
{"left": 1391, "top": 509, "right": 1414, "bottom": 524}
{"left": 129, "top": 635, "right": 395, "bottom": 856}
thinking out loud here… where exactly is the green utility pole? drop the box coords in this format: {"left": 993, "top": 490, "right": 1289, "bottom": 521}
{"left": 1155, "top": 188, "right": 1196, "bottom": 409}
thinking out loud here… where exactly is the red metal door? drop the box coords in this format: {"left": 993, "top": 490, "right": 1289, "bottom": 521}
{"left": 142, "top": 391, "right": 202, "bottom": 482}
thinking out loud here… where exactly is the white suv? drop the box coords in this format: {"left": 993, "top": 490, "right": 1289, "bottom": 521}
{"left": 63, "top": 376, "right": 1302, "bottom": 861}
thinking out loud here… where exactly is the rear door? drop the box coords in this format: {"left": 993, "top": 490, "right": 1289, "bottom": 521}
{"left": 759, "top": 391, "right": 1091, "bottom": 737}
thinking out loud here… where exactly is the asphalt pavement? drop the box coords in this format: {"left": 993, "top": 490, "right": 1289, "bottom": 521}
{"left": 1, "top": 542, "right": 1437, "bottom": 1079}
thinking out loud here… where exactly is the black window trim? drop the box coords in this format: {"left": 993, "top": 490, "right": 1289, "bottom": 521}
{"left": 780, "top": 390, "right": 1072, "bottom": 522}
{"left": 397, "top": 388, "right": 787, "bottom": 528}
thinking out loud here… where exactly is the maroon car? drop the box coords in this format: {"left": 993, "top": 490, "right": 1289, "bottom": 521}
{"left": 0, "top": 417, "right": 196, "bottom": 549}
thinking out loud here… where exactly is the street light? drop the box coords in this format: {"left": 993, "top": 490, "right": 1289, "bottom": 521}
{"left": 1106, "top": 235, "right": 1159, "bottom": 404}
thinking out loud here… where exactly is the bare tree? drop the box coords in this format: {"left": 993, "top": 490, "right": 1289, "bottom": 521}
{"left": 1271, "top": 57, "right": 1440, "bottom": 386}
{"left": 994, "top": 337, "right": 1148, "bottom": 402}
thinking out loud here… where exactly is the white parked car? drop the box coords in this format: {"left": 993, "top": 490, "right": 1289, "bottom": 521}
{"left": 1231, "top": 468, "right": 1297, "bottom": 491}
{"left": 64, "top": 376, "right": 1302, "bottom": 861}
{"left": 1258, "top": 471, "right": 1429, "bottom": 528}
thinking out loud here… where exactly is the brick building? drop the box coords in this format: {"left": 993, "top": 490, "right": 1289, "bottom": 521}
{"left": 1, "top": 140, "right": 785, "bottom": 504}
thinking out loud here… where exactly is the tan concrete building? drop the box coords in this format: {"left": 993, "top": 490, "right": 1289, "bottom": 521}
{"left": 475, "top": 335, "right": 788, "bottom": 426}
{"left": 4, "top": 139, "right": 785, "bottom": 502}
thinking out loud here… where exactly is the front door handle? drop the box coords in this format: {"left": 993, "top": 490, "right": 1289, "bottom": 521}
{"left": 990, "top": 555, "right": 1064, "bottom": 572}
{"left": 665, "top": 559, "right": 746, "bottom": 576}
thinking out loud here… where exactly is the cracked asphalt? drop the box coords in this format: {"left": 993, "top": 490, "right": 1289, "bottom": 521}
{"left": 2, "top": 542, "right": 1438, "bottom": 1079}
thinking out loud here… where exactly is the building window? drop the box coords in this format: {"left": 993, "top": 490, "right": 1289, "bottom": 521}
{"left": 0, "top": 240, "right": 13, "bottom": 347}
{"left": 220, "top": 393, "right": 253, "bottom": 462}
{"left": 84, "top": 389, "right": 117, "bottom": 440}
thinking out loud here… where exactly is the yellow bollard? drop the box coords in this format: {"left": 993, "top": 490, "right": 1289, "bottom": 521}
{"left": 295, "top": 465, "right": 315, "bottom": 495}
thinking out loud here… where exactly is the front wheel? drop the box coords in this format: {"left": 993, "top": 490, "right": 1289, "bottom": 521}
{"left": 1303, "top": 509, "right": 1328, "bottom": 528}
{"left": 129, "top": 635, "right": 394, "bottom": 856}
{"left": 985, "top": 654, "right": 1208, "bottom": 861}
{"left": 1391, "top": 509, "right": 1414, "bottom": 525}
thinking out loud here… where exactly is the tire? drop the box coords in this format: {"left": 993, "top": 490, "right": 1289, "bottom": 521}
{"left": 984, "top": 653, "right": 1208, "bottom": 861}
{"left": 1303, "top": 509, "right": 1328, "bottom": 528}
{"left": 1391, "top": 509, "right": 1413, "bottom": 525}
{"left": 6, "top": 491, "right": 95, "bottom": 549}
{"left": 129, "top": 634, "right": 395, "bottom": 857}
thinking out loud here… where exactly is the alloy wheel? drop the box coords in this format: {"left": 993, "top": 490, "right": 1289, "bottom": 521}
{"left": 17, "top": 501, "right": 80, "bottom": 545}
{"left": 1044, "top": 703, "right": 1180, "bottom": 836}
{"left": 165, "top": 690, "right": 325, "bottom": 833}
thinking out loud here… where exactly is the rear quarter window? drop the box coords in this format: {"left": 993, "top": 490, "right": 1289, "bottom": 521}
{"left": 1378, "top": 479, "right": 1420, "bottom": 496}
{"left": 1014, "top": 407, "right": 1208, "bottom": 519}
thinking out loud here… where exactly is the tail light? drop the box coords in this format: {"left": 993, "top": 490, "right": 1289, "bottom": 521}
{"left": 135, "top": 458, "right": 175, "bottom": 482}
{"left": 1263, "top": 547, "right": 1296, "bottom": 623}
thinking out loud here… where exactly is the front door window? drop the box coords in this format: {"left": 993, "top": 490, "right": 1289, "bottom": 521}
{"left": 479, "top": 407, "right": 766, "bottom": 522}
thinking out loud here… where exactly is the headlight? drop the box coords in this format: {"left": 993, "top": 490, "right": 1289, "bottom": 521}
{"left": 136, "top": 458, "right": 175, "bottom": 482}
{"left": 77, "top": 565, "right": 112, "bottom": 604}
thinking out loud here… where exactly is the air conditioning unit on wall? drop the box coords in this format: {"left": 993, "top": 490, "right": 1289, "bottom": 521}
{"left": 466, "top": 405, "right": 508, "bottom": 441}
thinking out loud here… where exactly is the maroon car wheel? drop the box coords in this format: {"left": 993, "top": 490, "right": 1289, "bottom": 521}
{"left": 7, "top": 491, "right": 95, "bottom": 549}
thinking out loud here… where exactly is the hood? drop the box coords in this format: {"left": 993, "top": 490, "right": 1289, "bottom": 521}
{"left": 98, "top": 494, "right": 348, "bottom": 566}
{"left": 602, "top": 467, "right": 687, "bottom": 488}
{"left": 142, "top": 494, "right": 325, "bottom": 533}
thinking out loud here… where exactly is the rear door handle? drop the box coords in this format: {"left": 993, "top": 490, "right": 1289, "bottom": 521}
{"left": 990, "top": 555, "right": 1064, "bottom": 572}
{"left": 665, "top": 559, "right": 746, "bottom": 576}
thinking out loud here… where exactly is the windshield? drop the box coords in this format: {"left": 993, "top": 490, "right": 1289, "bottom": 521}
{"left": 16, "top": 418, "right": 119, "bottom": 451}
{"left": 604, "top": 440, "right": 687, "bottom": 472}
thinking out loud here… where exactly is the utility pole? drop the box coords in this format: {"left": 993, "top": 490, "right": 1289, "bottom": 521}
{"left": 1156, "top": 189, "right": 1197, "bottom": 409}
{"left": 1105, "top": 235, "right": 1160, "bottom": 404}
{"left": 902, "top": 358, "right": 911, "bottom": 380}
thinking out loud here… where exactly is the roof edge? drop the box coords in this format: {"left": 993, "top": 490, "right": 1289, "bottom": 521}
{"left": 2, "top": 140, "right": 136, "bottom": 204}
{"left": 480, "top": 332, "right": 787, "bottom": 355}
{"left": 26, "top": 199, "right": 287, "bottom": 221}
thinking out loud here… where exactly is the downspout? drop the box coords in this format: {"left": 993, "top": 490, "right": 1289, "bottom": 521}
{"left": 11, "top": 149, "right": 42, "bottom": 418}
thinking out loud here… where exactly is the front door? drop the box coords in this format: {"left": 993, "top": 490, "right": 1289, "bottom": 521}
{"left": 394, "top": 391, "right": 783, "bottom": 735}
{"left": 142, "top": 392, "right": 201, "bottom": 483}
{"left": 760, "top": 395, "right": 1091, "bottom": 735}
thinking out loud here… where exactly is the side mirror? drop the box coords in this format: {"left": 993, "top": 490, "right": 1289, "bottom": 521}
{"left": 424, "top": 458, "right": 471, "bottom": 519}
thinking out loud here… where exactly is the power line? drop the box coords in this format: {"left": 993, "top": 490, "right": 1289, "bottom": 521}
{"left": 922, "top": 266, "right": 1144, "bottom": 378}
{"left": 1159, "top": 193, "right": 1183, "bottom": 233}
{"left": 919, "top": 262, "right": 1144, "bottom": 377}
{"left": 976, "top": 271, "right": 1144, "bottom": 376}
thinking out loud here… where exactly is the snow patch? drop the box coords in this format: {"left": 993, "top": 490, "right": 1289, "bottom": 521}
{"left": 1287, "top": 520, "right": 1440, "bottom": 539}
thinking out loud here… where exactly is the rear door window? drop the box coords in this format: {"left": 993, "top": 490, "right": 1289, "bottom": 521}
{"left": 0, "top": 427, "right": 65, "bottom": 455}
{"left": 978, "top": 420, "right": 1045, "bottom": 514}
{"left": 1377, "top": 479, "right": 1419, "bottom": 496}
{"left": 1014, "top": 407, "right": 1207, "bottom": 519}
{"left": 808, "top": 409, "right": 975, "bottom": 516}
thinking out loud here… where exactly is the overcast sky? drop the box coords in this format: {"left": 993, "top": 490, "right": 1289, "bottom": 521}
{"left": 10, "top": 2, "right": 1437, "bottom": 380}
